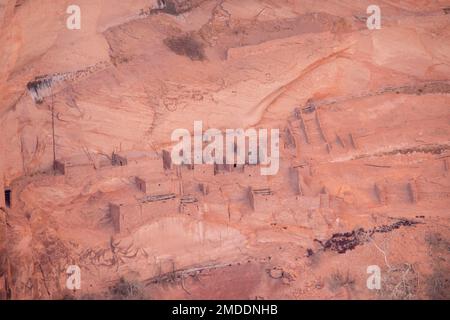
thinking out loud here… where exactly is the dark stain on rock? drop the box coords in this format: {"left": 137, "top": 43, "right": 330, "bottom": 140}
{"left": 312, "top": 219, "right": 420, "bottom": 254}
{"left": 164, "top": 33, "right": 206, "bottom": 61}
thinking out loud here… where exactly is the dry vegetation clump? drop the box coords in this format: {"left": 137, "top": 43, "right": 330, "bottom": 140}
{"left": 109, "top": 277, "right": 145, "bottom": 300}
{"left": 327, "top": 270, "right": 355, "bottom": 292}
{"left": 426, "top": 270, "right": 450, "bottom": 300}
{"left": 378, "top": 263, "right": 419, "bottom": 300}
{"left": 424, "top": 232, "right": 450, "bottom": 299}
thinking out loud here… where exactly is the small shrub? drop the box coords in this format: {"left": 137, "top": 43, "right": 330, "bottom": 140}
{"left": 427, "top": 271, "right": 450, "bottom": 300}
{"left": 379, "top": 264, "right": 418, "bottom": 300}
{"left": 327, "top": 270, "right": 355, "bottom": 292}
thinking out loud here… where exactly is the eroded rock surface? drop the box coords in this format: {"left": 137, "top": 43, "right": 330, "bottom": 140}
{"left": 0, "top": 0, "right": 449, "bottom": 299}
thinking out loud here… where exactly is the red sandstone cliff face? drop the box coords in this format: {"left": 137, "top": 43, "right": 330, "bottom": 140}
{"left": 0, "top": 0, "right": 449, "bottom": 299}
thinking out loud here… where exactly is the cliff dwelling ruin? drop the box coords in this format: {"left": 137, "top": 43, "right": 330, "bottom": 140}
{"left": 0, "top": 0, "right": 449, "bottom": 301}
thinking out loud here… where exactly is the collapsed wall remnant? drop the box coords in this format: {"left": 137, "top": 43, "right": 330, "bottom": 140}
{"left": 214, "top": 160, "right": 245, "bottom": 174}
{"left": 294, "top": 108, "right": 310, "bottom": 144}
{"left": 199, "top": 183, "right": 209, "bottom": 195}
{"left": 179, "top": 195, "right": 199, "bottom": 215}
{"left": 407, "top": 180, "right": 419, "bottom": 203}
{"left": 335, "top": 133, "right": 347, "bottom": 149}
{"left": 54, "top": 154, "right": 110, "bottom": 176}
{"left": 292, "top": 167, "right": 310, "bottom": 196}
{"left": 290, "top": 167, "right": 302, "bottom": 195}
{"left": 112, "top": 150, "right": 161, "bottom": 168}
{"left": 349, "top": 133, "right": 359, "bottom": 149}
{"left": 135, "top": 176, "right": 177, "bottom": 195}
{"left": 110, "top": 193, "right": 178, "bottom": 234}
{"left": 162, "top": 150, "right": 172, "bottom": 170}
{"left": 315, "top": 109, "right": 329, "bottom": 144}
{"left": 286, "top": 120, "right": 300, "bottom": 153}
{"left": 249, "top": 187, "right": 274, "bottom": 212}
{"left": 110, "top": 202, "right": 141, "bottom": 234}
{"left": 374, "top": 183, "right": 388, "bottom": 205}
{"left": 284, "top": 126, "right": 296, "bottom": 149}
{"left": 54, "top": 159, "right": 95, "bottom": 177}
